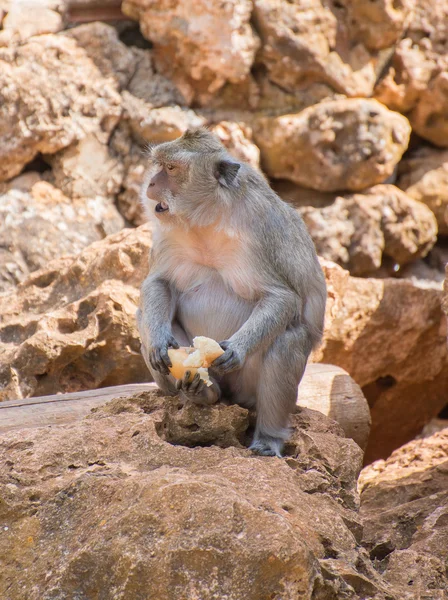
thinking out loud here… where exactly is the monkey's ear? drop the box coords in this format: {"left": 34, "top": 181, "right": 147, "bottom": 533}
{"left": 214, "top": 160, "right": 240, "bottom": 188}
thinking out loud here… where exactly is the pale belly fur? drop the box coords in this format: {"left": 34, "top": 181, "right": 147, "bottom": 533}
{"left": 177, "top": 272, "right": 254, "bottom": 343}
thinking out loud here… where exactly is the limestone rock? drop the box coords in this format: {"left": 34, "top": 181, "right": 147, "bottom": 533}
{"left": 209, "top": 122, "right": 260, "bottom": 169}
{"left": 359, "top": 429, "right": 448, "bottom": 599}
{"left": 374, "top": 0, "right": 448, "bottom": 147}
{"left": 45, "top": 134, "right": 124, "bottom": 201}
{"left": 252, "top": 0, "right": 412, "bottom": 100}
{"left": 0, "top": 175, "right": 124, "bottom": 293}
{"left": 122, "top": 91, "right": 205, "bottom": 145}
{"left": 0, "top": 226, "right": 152, "bottom": 401}
{"left": 0, "top": 0, "right": 64, "bottom": 43}
{"left": 299, "top": 185, "right": 437, "bottom": 276}
{"left": 316, "top": 261, "right": 448, "bottom": 463}
{"left": 0, "top": 33, "right": 122, "bottom": 182}
{"left": 253, "top": 99, "right": 411, "bottom": 192}
{"left": 0, "top": 390, "right": 395, "bottom": 599}
{"left": 397, "top": 146, "right": 448, "bottom": 235}
{"left": 121, "top": 0, "right": 260, "bottom": 105}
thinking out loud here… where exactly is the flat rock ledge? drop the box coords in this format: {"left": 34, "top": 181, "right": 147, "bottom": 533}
{"left": 0, "top": 391, "right": 395, "bottom": 600}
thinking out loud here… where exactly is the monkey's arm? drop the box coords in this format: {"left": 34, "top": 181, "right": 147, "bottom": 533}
{"left": 213, "top": 287, "right": 300, "bottom": 374}
{"left": 137, "top": 274, "right": 179, "bottom": 374}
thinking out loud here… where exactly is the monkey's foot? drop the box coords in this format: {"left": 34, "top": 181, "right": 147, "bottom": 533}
{"left": 249, "top": 435, "right": 283, "bottom": 458}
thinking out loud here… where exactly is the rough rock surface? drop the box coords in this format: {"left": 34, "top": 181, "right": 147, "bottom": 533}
{"left": 122, "top": 0, "right": 260, "bottom": 105}
{"left": 0, "top": 174, "right": 124, "bottom": 293}
{"left": 374, "top": 0, "right": 448, "bottom": 147}
{"left": 359, "top": 429, "right": 448, "bottom": 599}
{"left": 317, "top": 260, "right": 448, "bottom": 463}
{"left": 0, "top": 226, "right": 152, "bottom": 401}
{"left": 397, "top": 146, "right": 448, "bottom": 235}
{"left": 0, "top": 33, "right": 122, "bottom": 182}
{"left": 0, "top": 0, "right": 64, "bottom": 43}
{"left": 0, "top": 390, "right": 396, "bottom": 599}
{"left": 299, "top": 185, "right": 437, "bottom": 276}
{"left": 252, "top": 0, "right": 412, "bottom": 100}
{"left": 253, "top": 99, "right": 411, "bottom": 192}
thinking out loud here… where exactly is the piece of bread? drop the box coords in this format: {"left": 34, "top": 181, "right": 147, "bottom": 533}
{"left": 167, "top": 336, "right": 224, "bottom": 386}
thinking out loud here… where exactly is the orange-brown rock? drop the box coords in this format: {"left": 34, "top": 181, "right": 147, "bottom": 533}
{"left": 253, "top": 99, "right": 411, "bottom": 192}
{"left": 0, "top": 390, "right": 395, "bottom": 599}
{"left": 374, "top": 0, "right": 448, "bottom": 147}
{"left": 317, "top": 261, "right": 448, "bottom": 463}
{"left": 397, "top": 146, "right": 448, "bottom": 235}
{"left": 122, "top": 0, "right": 260, "bottom": 105}
{"left": 359, "top": 429, "right": 448, "bottom": 599}
{"left": 252, "top": 0, "right": 413, "bottom": 100}
{"left": 0, "top": 174, "right": 124, "bottom": 293}
{"left": 299, "top": 185, "right": 437, "bottom": 276}
{"left": 0, "top": 32, "right": 122, "bottom": 182}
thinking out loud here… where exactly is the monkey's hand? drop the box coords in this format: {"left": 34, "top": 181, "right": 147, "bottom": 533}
{"left": 146, "top": 332, "right": 179, "bottom": 375}
{"left": 176, "top": 372, "right": 219, "bottom": 406}
{"left": 211, "top": 340, "right": 245, "bottom": 375}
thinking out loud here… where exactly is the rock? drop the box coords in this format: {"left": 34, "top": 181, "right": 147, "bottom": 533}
{"left": 374, "top": 0, "right": 448, "bottom": 147}
{"left": 209, "top": 122, "right": 260, "bottom": 169}
{"left": 0, "top": 33, "right": 122, "bottom": 182}
{"left": 298, "top": 185, "right": 437, "bottom": 276}
{"left": 122, "top": 91, "right": 205, "bottom": 145}
{"left": 121, "top": 0, "right": 260, "bottom": 105}
{"left": 444, "top": 262, "right": 448, "bottom": 316}
{"left": 45, "top": 134, "right": 124, "bottom": 201}
{"left": 316, "top": 260, "right": 448, "bottom": 463}
{"left": 359, "top": 429, "right": 448, "bottom": 599}
{"left": 0, "top": 0, "right": 64, "bottom": 43}
{"left": 0, "top": 175, "right": 124, "bottom": 293}
{"left": 397, "top": 146, "right": 448, "bottom": 235}
{"left": 62, "top": 22, "right": 137, "bottom": 90}
{"left": 252, "top": 0, "right": 412, "bottom": 100}
{"left": 0, "top": 390, "right": 396, "bottom": 599}
{"left": 0, "top": 225, "right": 152, "bottom": 401}
{"left": 253, "top": 99, "right": 411, "bottom": 192}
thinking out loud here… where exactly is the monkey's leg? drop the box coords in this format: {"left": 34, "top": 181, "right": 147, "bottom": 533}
{"left": 250, "top": 325, "right": 313, "bottom": 457}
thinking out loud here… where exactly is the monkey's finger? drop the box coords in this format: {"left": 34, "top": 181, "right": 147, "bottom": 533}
{"left": 159, "top": 346, "right": 173, "bottom": 369}
{"left": 155, "top": 348, "right": 170, "bottom": 374}
{"left": 168, "top": 336, "right": 180, "bottom": 350}
{"left": 181, "top": 371, "right": 192, "bottom": 390}
{"left": 175, "top": 378, "right": 182, "bottom": 390}
{"left": 189, "top": 373, "right": 202, "bottom": 393}
{"left": 211, "top": 350, "right": 231, "bottom": 367}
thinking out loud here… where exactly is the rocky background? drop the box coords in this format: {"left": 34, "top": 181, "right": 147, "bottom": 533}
{"left": 0, "top": 1, "right": 447, "bottom": 598}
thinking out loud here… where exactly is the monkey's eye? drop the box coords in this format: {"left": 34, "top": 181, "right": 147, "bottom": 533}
{"left": 166, "top": 164, "right": 176, "bottom": 172}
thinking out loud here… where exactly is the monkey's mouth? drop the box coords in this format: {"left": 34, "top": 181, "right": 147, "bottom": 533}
{"left": 155, "top": 201, "right": 169, "bottom": 213}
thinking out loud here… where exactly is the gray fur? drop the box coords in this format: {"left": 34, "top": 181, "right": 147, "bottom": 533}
{"left": 137, "top": 128, "right": 327, "bottom": 456}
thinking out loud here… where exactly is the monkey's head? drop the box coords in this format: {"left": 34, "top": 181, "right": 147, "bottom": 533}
{"left": 141, "top": 128, "right": 242, "bottom": 227}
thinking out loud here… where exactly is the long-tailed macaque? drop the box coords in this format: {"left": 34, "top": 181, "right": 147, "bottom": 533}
{"left": 137, "top": 129, "right": 326, "bottom": 456}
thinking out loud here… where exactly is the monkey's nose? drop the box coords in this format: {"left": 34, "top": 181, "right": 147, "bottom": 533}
{"left": 148, "top": 182, "right": 155, "bottom": 187}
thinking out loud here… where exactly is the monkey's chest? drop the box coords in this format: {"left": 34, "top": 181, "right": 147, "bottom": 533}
{"left": 176, "top": 271, "right": 254, "bottom": 341}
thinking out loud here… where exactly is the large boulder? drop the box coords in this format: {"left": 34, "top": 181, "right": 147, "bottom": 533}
{"left": 374, "top": 0, "right": 448, "bottom": 147}
{"left": 0, "top": 32, "right": 122, "bottom": 182}
{"left": 252, "top": 0, "right": 413, "bottom": 100}
{"left": 317, "top": 260, "right": 448, "bottom": 463}
{"left": 121, "top": 0, "right": 260, "bottom": 105}
{"left": 0, "top": 174, "right": 124, "bottom": 293}
{"left": 253, "top": 99, "right": 411, "bottom": 192}
{"left": 397, "top": 146, "right": 448, "bottom": 235}
{"left": 0, "top": 390, "right": 394, "bottom": 599}
{"left": 359, "top": 429, "right": 448, "bottom": 598}
{"left": 298, "top": 185, "right": 437, "bottom": 276}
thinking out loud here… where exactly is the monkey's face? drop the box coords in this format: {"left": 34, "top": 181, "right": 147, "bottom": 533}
{"left": 141, "top": 130, "right": 241, "bottom": 226}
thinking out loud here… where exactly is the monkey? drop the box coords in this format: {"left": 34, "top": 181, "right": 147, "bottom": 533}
{"left": 136, "top": 128, "right": 326, "bottom": 457}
